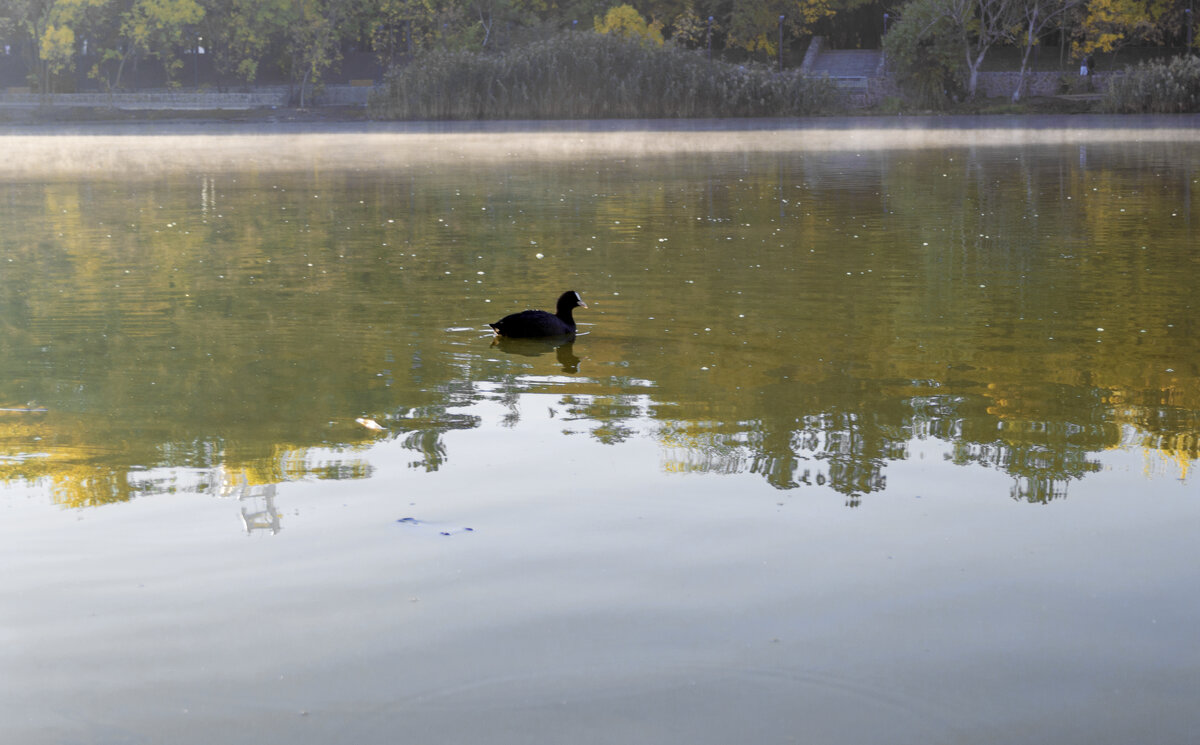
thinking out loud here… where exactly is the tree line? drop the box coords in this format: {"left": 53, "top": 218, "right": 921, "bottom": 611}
{"left": 0, "top": 0, "right": 1195, "bottom": 97}
{"left": 885, "top": 0, "right": 1196, "bottom": 105}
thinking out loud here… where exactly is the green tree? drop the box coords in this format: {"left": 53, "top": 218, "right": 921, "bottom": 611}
{"left": 882, "top": 0, "right": 963, "bottom": 106}
{"left": 198, "top": 0, "right": 290, "bottom": 83}
{"left": 467, "top": 0, "right": 547, "bottom": 48}
{"left": 130, "top": 0, "right": 204, "bottom": 84}
{"left": 885, "top": 0, "right": 1021, "bottom": 99}
{"left": 286, "top": 0, "right": 378, "bottom": 106}
{"left": 362, "top": 0, "right": 416, "bottom": 65}
{"left": 287, "top": 0, "right": 342, "bottom": 105}
{"left": 90, "top": 0, "right": 204, "bottom": 88}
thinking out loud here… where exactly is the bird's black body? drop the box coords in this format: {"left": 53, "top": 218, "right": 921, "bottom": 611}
{"left": 489, "top": 291, "right": 587, "bottom": 338}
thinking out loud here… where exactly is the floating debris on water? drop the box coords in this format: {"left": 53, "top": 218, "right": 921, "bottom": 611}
{"left": 355, "top": 417, "right": 386, "bottom": 431}
{"left": 396, "top": 517, "right": 475, "bottom": 536}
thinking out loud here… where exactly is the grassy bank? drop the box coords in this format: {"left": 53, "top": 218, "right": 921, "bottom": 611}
{"left": 369, "top": 33, "right": 842, "bottom": 120}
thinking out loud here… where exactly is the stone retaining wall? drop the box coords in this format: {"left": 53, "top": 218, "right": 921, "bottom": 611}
{"left": 976, "top": 71, "right": 1111, "bottom": 98}
{"left": 838, "top": 70, "right": 1111, "bottom": 107}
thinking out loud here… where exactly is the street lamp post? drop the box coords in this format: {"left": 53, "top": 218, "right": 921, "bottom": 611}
{"left": 778, "top": 15, "right": 785, "bottom": 72}
{"left": 1187, "top": 7, "right": 1193, "bottom": 54}
{"left": 707, "top": 15, "right": 713, "bottom": 61}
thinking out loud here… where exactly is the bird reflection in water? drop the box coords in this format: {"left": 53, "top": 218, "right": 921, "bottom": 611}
{"left": 492, "top": 336, "right": 581, "bottom": 373}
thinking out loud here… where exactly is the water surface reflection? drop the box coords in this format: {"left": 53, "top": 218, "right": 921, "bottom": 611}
{"left": 0, "top": 127, "right": 1196, "bottom": 517}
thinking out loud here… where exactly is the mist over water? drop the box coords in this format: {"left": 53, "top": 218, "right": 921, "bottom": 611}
{"left": 4, "top": 115, "right": 1199, "bottom": 177}
{"left": 1, "top": 122, "right": 1197, "bottom": 745}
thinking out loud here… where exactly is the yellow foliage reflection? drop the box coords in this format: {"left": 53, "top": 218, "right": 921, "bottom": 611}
{"left": 0, "top": 139, "right": 1196, "bottom": 509}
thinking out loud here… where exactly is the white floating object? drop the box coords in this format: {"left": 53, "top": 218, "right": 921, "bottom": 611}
{"left": 355, "top": 417, "right": 385, "bottom": 431}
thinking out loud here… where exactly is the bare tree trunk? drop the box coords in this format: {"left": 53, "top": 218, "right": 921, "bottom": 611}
{"left": 966, "top": 47, "right": 987, "bottom": 98}
{"left": 478, "top": 5, "right": 492, "bottom": 48}
{"left": 114, "top": 51, "right": 130, "bottom": 90}
{"left": 1013, "top": 4, "right": 1039, "bottom": 102}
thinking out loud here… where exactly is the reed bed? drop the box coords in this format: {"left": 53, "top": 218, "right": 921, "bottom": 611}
{"left": 370, "top": 33, "right": 842, "bottom": 120}
{"left": 1104, "top": 55, "right": 1200, "bottom": 113}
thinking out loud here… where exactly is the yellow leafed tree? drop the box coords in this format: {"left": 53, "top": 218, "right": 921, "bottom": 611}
{"left": 1072, "top": 0, "right": 1172, "bottom": 56}
{"left": 595, "top": 4, "right": 665, "bottom": 45}
{"left": 39, "top": 23, "right": 76, "bottom": 79}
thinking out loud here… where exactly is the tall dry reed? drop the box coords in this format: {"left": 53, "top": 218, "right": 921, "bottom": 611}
{"left": 1104, "top": 55, "right": 1200, "bottom": 113}
{"left": 370, "top": 33, "right": 841, "bottom": 120}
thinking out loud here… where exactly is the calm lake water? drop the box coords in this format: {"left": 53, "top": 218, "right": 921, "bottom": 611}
{"left": 2, "top": 118, "right": 1198, "bottom": 744}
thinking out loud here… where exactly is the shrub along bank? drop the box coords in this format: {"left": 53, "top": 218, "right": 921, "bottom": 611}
{"left": 1104, "top": 55, "right": 1200, "bottom": 113}
{"left": 369, "top": 33, "right": 842, "bottom": 120}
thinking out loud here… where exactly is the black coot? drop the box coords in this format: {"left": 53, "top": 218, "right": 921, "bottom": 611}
{"left": 489, "top": 291, "right": 587, "bottom": 338}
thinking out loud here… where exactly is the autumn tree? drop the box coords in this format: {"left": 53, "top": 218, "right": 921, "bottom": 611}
{"left": 39, "top": 17, "right": 76, "bottom": 84}
{"left": 1069, "top": 0, "right": 1173, "bottom": 58}
{"left": 667, "top": 2, "right": 718, "bottom": 48}
{"left": 85, "top": 0, "right": 204, "bottom": 89}
{"left": 2, "top": 0, "right": 107, "bottom": 92}
{"left": 594, "top": 3, "right": 664, "bottom": 42}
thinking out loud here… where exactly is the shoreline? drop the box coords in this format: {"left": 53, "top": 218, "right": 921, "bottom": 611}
{"left": 0, "top": 103, "right": 374, "bottom": 128}
{"left": 0, "top": 86, "right": 1194, "bottom": 133}
{"left": 1, "top": 107, "right": 1198, "bottom": 132}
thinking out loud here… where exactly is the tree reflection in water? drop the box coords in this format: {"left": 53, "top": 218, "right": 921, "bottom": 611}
{"left": 0, "top": 136, "right": 1196, "bottom": 509}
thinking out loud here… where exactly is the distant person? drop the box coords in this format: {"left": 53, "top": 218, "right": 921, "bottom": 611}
{"left": 1086, "top": 55, "right": 1095, "bottom": 77}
